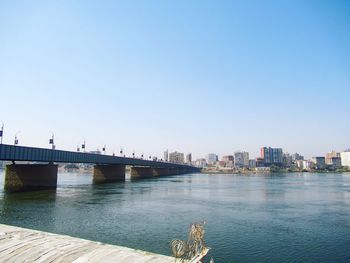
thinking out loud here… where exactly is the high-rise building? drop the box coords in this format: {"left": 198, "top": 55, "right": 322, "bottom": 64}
{"left": 234, "top": 151, "right": 249, "bottom": 168}
{"left": 186, "top": 153, "right": 192, "bottom": 164}
{"left": 249, "top": 159, "right": 256, "bottom": 168}
{"left": 291, "top": 153, "right": 304, "bottom": 161}
{"left": 325, "top": 150, "right": 340, "bottom": 165}
{"left": 260, "top": 147, "right": 283, "bottom": 166}
{"left": 283, "top": 153, "right": 293, "bottom": 167}
{"left": 169, "top": 151, "right": 184, "bottom": 164}
{"left": 206, "top": 153, "right": 218, "bottom": 164}
{"left": 340, "top": 151, "right": 350, "bottom": 167}
{"left": 312, "top": 157, "right": 326, "bottom": 169}
{"left": 164, "top": 150, "right": 168, "bottom": 162}
{"left": 331, "top": 157, "right": 341, "bottom": 168}
{"left": 256, "top": 158, "right": 265, "bottom": 167}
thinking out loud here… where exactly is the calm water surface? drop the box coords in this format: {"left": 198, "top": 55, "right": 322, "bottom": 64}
{"left": 0, "top": 170, "right": 350, "bottom": 262}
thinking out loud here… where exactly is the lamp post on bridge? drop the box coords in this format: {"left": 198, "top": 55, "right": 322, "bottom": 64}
{"left": 14, "top": 131, "right": 20, "bottom": 145}
{"left": 49, "top": 132, "right": 55, "bottom": 150}
{"left": 0, "top": 122, "right": 4, "bottom": 144}
{"left": 82, "top": 140, "right": 86, "bottom": 153}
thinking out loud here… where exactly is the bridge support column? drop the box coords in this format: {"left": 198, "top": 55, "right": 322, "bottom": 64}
{"left": 130, "top": 167, "right": 154, "bottom": 179}
{"left": 93, "top": 164, "right": 125, "bottom": 184}
{"left": 168, "top": 167, "right": 180, "bottom": 175}
{"left": 152, "top": 168, "right": 170, "bottom": 177}
{"left": 4, "top": 164, "right": 58, "bottom": 192}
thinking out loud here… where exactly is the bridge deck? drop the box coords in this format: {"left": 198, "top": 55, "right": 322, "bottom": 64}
{"left": 0, "top": 224, "right": 175, "bottom": 263}
{"left": 0, "top": 144, "right": 197, "bottom": 170}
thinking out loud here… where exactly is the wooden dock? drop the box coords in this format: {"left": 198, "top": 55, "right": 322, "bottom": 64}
{"left": 0, "top": 224, "right": 175, "bottom": 263}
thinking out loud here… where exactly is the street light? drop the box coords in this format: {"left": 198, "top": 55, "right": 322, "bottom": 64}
{"left": 0, "top": 122, "right": 4, "bottom": 144}
{"left": 82, "top": 140, "right": 86, "bottom": 153}
{"left": 14, "top": 131, "right": 20, "bottom": 145}
{"left": 49, "top": 131, "right": 55, "bottom": 150}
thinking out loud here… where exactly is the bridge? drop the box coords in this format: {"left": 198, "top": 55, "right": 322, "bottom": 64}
{"left": 0, "top": 144, "right": 200, "bottom": 192}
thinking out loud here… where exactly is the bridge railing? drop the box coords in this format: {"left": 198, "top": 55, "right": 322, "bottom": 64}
{"left": 0, "top": 144, "right": 197, "bottom": 170}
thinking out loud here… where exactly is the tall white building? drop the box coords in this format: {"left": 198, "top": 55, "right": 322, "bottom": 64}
{"left": 169, "top": 151, "right": 184, "bottom": 164}
{"left": 186, "top": 153, "right": 192, "bottom": 164}
{"left": 340, "top": 151, "right": 350, "bottom": 167}
{"left": 164, "top": 150, "right": 168, "bottom": 162}
{"left": 195, "top": 158, "right": 207, "bottom": 168}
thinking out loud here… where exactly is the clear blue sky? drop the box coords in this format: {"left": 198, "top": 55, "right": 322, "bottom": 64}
{"left": 0, "top": 0, "right": 349, "bottom": 159}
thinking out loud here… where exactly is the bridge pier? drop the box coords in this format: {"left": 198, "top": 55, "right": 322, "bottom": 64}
{"left": 152, "top": 167, "right": 170, "bottom": 177}
{"left": 4, "top": 164, "right": 58, "bottom": 192}
{"left": 93, "top": 164, "right": 125, "bottom": 184}
{"left": 168, "top": 167, "right": 179, "bottom": 175}
{"left": 130, "top": 167, "right": 154, "bottom": 179}
{"left": 130, "top": 166, "right": 197, "bottom": 179}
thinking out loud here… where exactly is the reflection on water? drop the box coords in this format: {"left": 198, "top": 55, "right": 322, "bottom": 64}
{"left": 1, "top": 171, "right": 350, "bottom": 262}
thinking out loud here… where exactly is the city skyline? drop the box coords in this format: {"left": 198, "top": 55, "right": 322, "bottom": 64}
{"left": 1, "top": 1, "right": 349, "bottom": 159}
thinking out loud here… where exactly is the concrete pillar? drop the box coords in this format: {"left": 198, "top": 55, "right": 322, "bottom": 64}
{"left": 131, "top": 166, "right": 198, "bottom": 179}
{"left": 5, "top": 164, "right": 58, "bottom": 192}
{"left": 152, "top": 168, "right": 170, "bottom": 177}
{"left": 93, "top": 164, "right": 125, "bottom": 184}
{"left": 130, "top": 167, "right": 154, "bottom": 179}
{"left": 168, "top": 167, "right": 179, "bottom": 176}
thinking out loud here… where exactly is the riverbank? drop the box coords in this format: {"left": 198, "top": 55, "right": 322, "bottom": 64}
{"left": 202, "top": 167, "right": 350, "bottom": 174}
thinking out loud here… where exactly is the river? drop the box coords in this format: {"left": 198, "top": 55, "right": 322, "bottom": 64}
{"left": 0, "top": 170, "right": 350, "bottom": 262}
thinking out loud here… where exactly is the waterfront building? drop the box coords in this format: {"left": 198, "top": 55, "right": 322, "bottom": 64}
{"left": 218, "top": 161, "right": 226, "bottom": 167}
{"left": 222, "top": 155, "right": 234, "bottom": 168}
{"left": 312, "top": 157, "right": 326, "bottom": 169}
{"left": 296, "top": 160, "right": 314, "bottom": 170}
{"left": 164, "top": 150, "right": 168, "bottom": 162}
{"left": 325, "top": 150, "right": 340, "bottom": 165}
{"left": 222, "top": 155, "right": 234, "bottom": 162}
{"left": 283, "top": 153, "right": 293, "bottom": 167}
{"left": 256, "top": 157, "right": 265, "bottom": 167}
{"left": 296, "top": 160, "right": 303, "bottom": 169}
{"left": 234, "top": 151, "right": 249, "bottom": 168}
{"left": 291, "top": 153, "right": 304, "bottom": 161}
{"left": 260, "top": 147, "right": 283, "bottom": 166}
{"left": 331, "top": 157, "right": 341, "bottom": 168}
{"left": 340, "top": 151, "right": 350, "bottom": 167}
{"left": 169, "top": 151, "right": 184, "bottom": 164}
{"left": 206, "top": 153, "right": 218, "bottom": 165}
{"left": 195, "top": 158, "right": 207, "bottom": 168}
{"left": 249, "top": 159, "right": 256, "bottom": 168}
{"left": 186, "top": 153, "right": 192, "bottom": 164}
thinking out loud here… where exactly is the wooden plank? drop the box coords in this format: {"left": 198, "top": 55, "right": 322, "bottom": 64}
{"left": 0, "top": 224, "right": 175, "bottom": 263}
